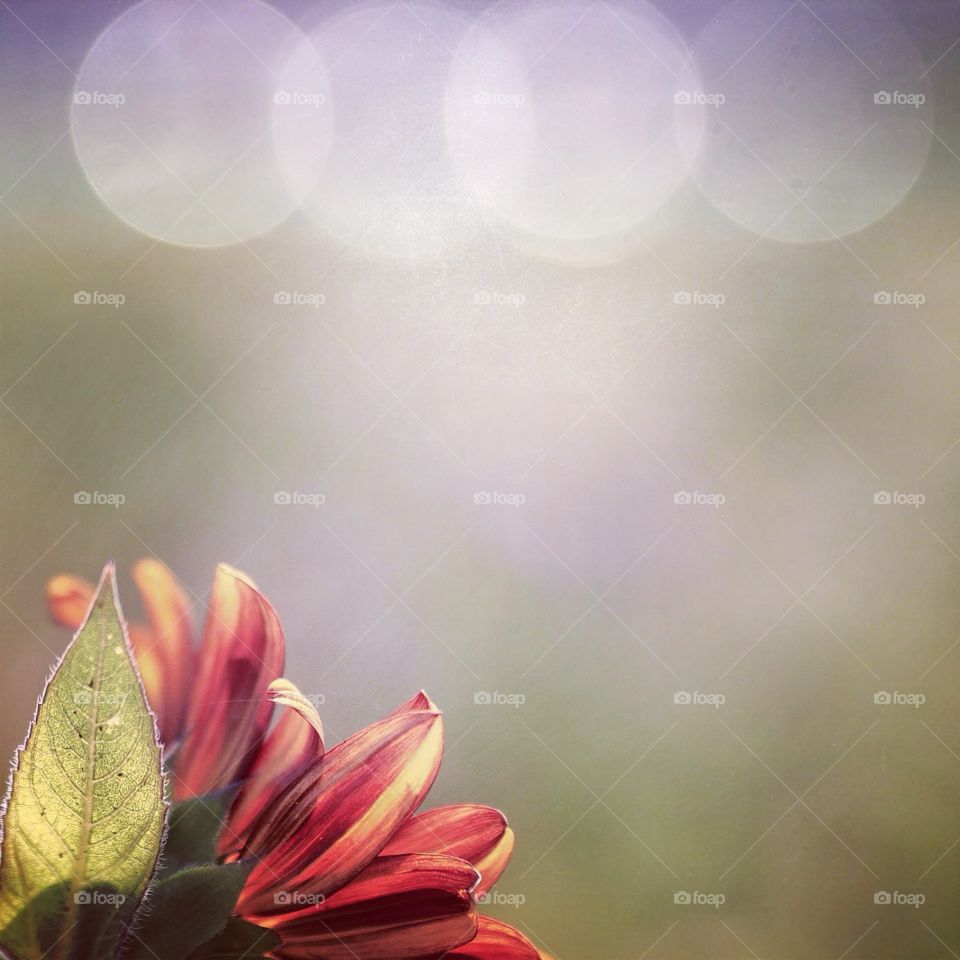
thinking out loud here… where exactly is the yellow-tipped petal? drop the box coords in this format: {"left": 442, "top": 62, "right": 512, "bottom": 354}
{"left": 446, "top": 917, "right": 540, "bottom": 960}
{"left": 221, "top": 679, "right": 325, "bottom": 858}
{"left": 267, "top": 854, "right": 478, "bottom": 960}
{"left": 266, "top": 678, "right": 324, "bottom": 740}
{"left": 237, "top": 695, "right": 444, "bottom": 916}
{"left": 173, "top": 564, "right": 284, "bottom": 800}
{"left": 382, "top": 805, "right": 514, "bottom": 895}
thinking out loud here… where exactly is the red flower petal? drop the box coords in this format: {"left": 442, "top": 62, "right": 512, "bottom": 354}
{"left": 237, "top": 697, "right": 443, "bottom": 916}
{"left": 47, "top": 574, "right": 94, "bottom": 628}
{"left": 445, "top": 917, "right": 540, "bottom": 960}
{"left": 172, "top": 564, "right": 284, "bottom": 801}
{"left": 268, "top": 854, "right": 478, "bottom": 960}
{"left": 382, "top": 805, "right": 514, "bottom": 895}
{"left": 131, "top": 558, "right": 194, "bottom": 745}
{"left": 388, "top": 690, "right": 437, "bottom": 716}
{"left": 265, "top": 678, "right": 325, "bottom": 740}
{"left": 220, "top": 681, "right": 324, "bottom": 858}
{"left": 473, "top": 829, "right": 514, "bottom": 896}
{"left": 129, "top": 625, "right": 166, "bottom": 723}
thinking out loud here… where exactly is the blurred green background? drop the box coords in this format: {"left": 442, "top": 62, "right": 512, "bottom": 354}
{"left": 3, "top": 0, "right": 960, "bottom": 957}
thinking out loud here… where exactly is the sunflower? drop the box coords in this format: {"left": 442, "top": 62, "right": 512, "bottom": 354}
{"left": 47, "top": 561, "right": 538, "bottom": 960}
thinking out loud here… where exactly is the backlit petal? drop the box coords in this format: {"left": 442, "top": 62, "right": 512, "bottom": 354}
{"left": 387, "top": 690, "right": 437, "bottom": 716}
{"left": 46, "top": 574, "right": 94, "bottom": 628}
{"left": 173, "top": 564, "right": 284, "bottom": 800}
{"left": 237, "top": 698, "right": 443, "bottom": 915}
{"left": 382, "top": 805, "right": 514, "bottom": 895}
{"left": 220, "top": 680, "right": 324, "bottom": 858}
{"left": 129, "top": 623, "right": 165, "bottom": 728}
{"left": 445, "top": 917, "right": 540, "bottom": 960}
{"left": 473, "top": 828, "right": 514, "bottom": 896}
{"left": 266, "top": 678, "right": 324, "bottom": 740}
{"left": 269, "top": 854, "right": 478, "bottom": 960}
{"left": 131, "top": 558, "right": 194, "bottom": 745}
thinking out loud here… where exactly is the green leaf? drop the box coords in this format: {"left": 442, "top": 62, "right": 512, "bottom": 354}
{"left": 185, "top": 918, "right": 280, "bottom": 960}
{"left": 158, "top": 789, "right": 236, "bottom": 878}
{"left": 63, "top": 883, "right": 139, "bottom": 960}
{"left": 0, "top": 566, "right": 166, "bottom": 960}
{"left": 0, "top": 881, "right": 138, "bottom": 960}
{"left": 123, "top": 863, "right": 251, "bottom": 960}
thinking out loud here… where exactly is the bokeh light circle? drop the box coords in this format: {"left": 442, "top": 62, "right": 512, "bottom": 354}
{"left": 444, "top": 0, "right": 705, "bottom": 261}
{"left": 690, "top": 0, "right": 933, "bottom": 242}
{"left": 72, "top": 0, "right": 332, "bottom": 247}
{"left": 290, "top": 1, "right": 478, "bottom": 259}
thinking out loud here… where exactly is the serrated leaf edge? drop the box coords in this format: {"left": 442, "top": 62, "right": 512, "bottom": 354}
{"left": 0, "top": 563, "right": 169, "bottom": 960}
